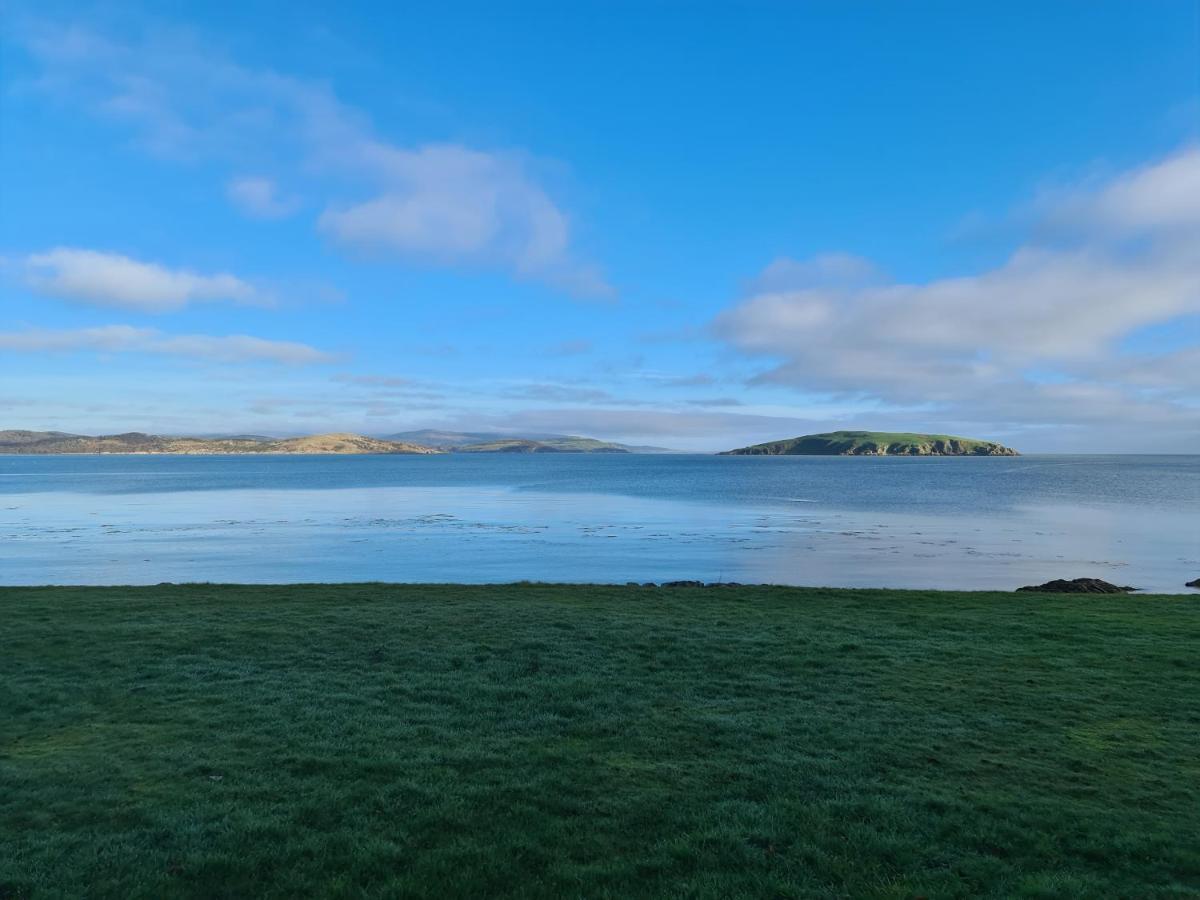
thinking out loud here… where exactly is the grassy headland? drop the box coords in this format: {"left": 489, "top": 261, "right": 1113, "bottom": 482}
{"left": 2, "top": 583, "right": 1196, "bottom": 898}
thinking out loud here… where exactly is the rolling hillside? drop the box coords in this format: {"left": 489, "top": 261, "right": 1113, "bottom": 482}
{"left": 0, "top": 431, "right": 439, "bottom": 455}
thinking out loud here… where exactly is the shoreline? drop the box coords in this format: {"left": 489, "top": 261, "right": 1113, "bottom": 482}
{"left": 3, "top": 581, "right": 1196, "bottom": 596}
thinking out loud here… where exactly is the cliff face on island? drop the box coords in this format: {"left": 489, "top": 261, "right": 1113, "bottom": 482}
{"left": 721, "top": 431, "right": 1019, "bottom": 456}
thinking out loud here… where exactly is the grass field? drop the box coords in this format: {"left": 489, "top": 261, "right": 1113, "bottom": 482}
{"left": 2, "top": 584, "right": 1198, "bottom": 898}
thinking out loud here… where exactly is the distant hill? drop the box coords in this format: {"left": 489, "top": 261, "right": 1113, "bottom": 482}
{"left": 0, "top": 430, "right": 83, "bottom": 445}
{"left": 721, "top": 431, "right": 1019, "bottom": 456}
{"left": 0, "top": 431, "right": 439, "bottom": 455}
{"left": 263, "top": 434, "right": 438, "bottom": 454}
{"left": 453, "top": 438, "right": 627, "bottom": 454}
{"left": 384, "top": 430, "right": 676, "bottom": 454}
{"left": 384, "top": 430, "right": 560, "bottom": 448}
{"left": 2, "top": 428, "right": 677, "bottom": 455}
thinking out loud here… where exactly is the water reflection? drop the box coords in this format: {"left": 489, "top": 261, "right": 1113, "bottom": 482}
{"left": 3, "top": 482, "right": 1195, "bottom": 592}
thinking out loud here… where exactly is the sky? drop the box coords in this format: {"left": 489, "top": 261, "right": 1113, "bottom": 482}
{"left": 1, "top": 0, "right": 1198, "bottom": 452}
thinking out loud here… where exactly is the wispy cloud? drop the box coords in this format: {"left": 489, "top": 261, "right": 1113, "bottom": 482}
{"left": 648, "top": 373, "right": 717, "bottom": 387}
{"left": 0, "top": 325, "right": 335, "bottom": 364}
{"left": 226, "top": 176, "right": 300, "bottom": 219}
{"left": 22, "top": 248, "right": 264, "bottom": 313}
{"left": 502, "top": 383, "right": 636, "bottom": 405}
{"left": 332, "top": 374, "right": 416, "bottom": 388}
{"left": 544, "top": 339, "right": 593, "bottom": 356}
{"left": 713, "top": 147, "right": 1200, "bottom": 446}
{"left": 16, "top": 20, "right": 610, "bottom": 296}
{"left": 318, "top": 143, "right": 610, "bottom": 296}
{"left": 685, "top": 397, "right": 744, "bottom": 407}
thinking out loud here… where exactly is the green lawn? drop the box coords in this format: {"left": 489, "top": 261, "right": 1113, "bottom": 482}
{"left": 2, "top": 584, "right": 1197, "bottom": 898}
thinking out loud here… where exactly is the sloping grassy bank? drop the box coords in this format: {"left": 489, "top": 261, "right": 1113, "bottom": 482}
{"left": 2, "top": 584, "right": 1197, "bottom": 898}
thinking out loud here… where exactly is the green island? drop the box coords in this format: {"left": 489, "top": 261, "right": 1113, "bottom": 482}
{"left": 3, "top": 583, "right": 1196, "bottom": 898}
{"left": 722, "top": 431, "right": 1020, "bottom": 456}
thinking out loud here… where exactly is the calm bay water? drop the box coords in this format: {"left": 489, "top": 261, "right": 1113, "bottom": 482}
{"left": 1, "top": 453, "right": 1196, "bottom": 592}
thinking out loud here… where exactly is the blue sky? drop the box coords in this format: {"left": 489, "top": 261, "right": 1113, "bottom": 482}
{"left": 1, "top": 1, "right": 1198, "bottom": 450}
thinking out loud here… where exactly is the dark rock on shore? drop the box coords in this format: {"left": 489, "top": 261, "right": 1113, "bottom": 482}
{"left": 1017, "top": 578, "right": 1137, "bottom": 594}
{"left": 1186, "top": 578, "right": 1200, "bottom": 589}
{"left": 662, "top": 580, "right": 705, "bottom": 588}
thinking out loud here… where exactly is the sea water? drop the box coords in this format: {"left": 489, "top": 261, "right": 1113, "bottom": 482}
{"left": 1, "top": 453, "right": 1196, "bottom": 591}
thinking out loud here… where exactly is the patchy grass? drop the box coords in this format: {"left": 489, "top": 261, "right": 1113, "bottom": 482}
{"left": 2, "top": 583, "right": 1197, "bottom": 898}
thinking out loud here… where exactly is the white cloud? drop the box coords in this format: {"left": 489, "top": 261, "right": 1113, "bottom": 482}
{"left": 721, "top": 245, "right": 1199, "bottom": 383}
{"left": 23, "top": 248, "right": 263, "bottom": 313}
{"left": 0, "top": 325, "right": 335, "bottom": 364}
{"left": 713, "top": 148, "right": 1200, "bottom": 445}
{"left": 320, "top": 144, "right": 561, "bottom": 265}
{"left": 1039, "top": 146, "right": 1200, "bottom": 235}
{"left": 17, "top": 22, "right": 609, "bottom": 295}
{"left": 746, "top": 253, "right": 884, "bottom": 294}
{"left": 226, "top": 176, "right": 300, "bottom": 219}
{"left": 318, "top": 141, "right": 610, "bottom": 295}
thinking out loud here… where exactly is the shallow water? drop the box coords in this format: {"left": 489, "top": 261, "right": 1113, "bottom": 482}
{"left": 1, "top": 454, "right": 1196, "bottom": 591}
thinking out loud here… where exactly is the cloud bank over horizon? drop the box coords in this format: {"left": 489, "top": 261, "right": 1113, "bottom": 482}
{"left": 714, "top": 148, "right": 1200, "bottom": 450}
